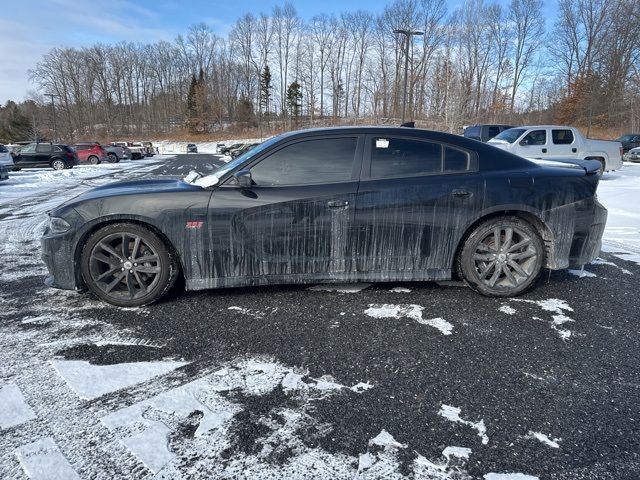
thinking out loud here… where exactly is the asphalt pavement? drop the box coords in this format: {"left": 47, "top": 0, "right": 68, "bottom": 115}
{"left": 0, "top": 154, "right": 639, "bottom": 479}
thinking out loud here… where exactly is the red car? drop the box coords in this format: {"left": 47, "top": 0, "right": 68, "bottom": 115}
{"left": 74, "top": 142, "right": 107, "bottom": 164}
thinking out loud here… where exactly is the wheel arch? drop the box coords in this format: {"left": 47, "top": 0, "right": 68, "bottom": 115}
{"left": 453, "top": 209, "right": 555, "bottom": 274}
{"left": 73, "top": 217, "right": 184, "bottom": 288}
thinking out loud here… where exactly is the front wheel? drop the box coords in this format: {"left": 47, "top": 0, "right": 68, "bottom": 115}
{"left": 51, "top": 159, "right": 67, "bottom": 171}
{"left": 81, "top": 223, "right": 179, "bottom": 307}
{"left": 457, "top": 216, "right": 544, "bottom": 297}
{"left": 88, "top": 155, "right": 100, "bottom": 165}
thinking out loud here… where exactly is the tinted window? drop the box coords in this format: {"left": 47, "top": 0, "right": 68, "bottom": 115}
{"left": 493, "top": 128, "right": 526, "bottom": 143}
{"left": 521, "top": 130, "right": 546, "bottom": 146}
{"left": 552, "top": 129, "right": 574, "bottom": 145}
{"left": 250, "top": 137, "right": 357, "bottom": 186}
{"left": 36, "top": 144, "right": 52, "bottom": 153}
{"left": 371, "top": 137, "right": 442, "bottom": 178}
{"left": 444, "top": 147, "right": 470, "bottom": 172}
{"left": 464, "top": 126, "right": 480, "bottom": 139}
{"left": 487, "top": 126, "right": 500, "bottom": 138}
{"left": 0, "top": 145, "right": 7, "bottom": 153}
{"left": 20, "top": 144, "right": 36, "bottom": 153}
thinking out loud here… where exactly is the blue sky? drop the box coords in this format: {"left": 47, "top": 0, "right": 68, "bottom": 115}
{"left": 2, "top": 0, "right": 522, "bottom": 103}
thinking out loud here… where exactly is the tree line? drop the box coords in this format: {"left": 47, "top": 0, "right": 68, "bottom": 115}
{"left": 2, "top": 0, "right": 638, "bottom": 143}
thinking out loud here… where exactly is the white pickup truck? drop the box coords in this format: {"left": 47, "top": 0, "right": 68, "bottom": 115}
{"left": 488, "top": 125, "right": 623, "bottom": 173}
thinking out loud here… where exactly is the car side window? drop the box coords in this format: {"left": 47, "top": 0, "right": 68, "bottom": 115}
{"left": 552, "top": 129, "right": 574, "bottom": 145}
{"left": 21, "top": 144, "right": 36, "bottom": 153}
{"left": 371, "top": 137, "right": 442, "bottom": 178}
{"left": 250, "top": 137, "right": 357, "bottom": 186}
{"left": 36, "top": 144, "right": 52, "bottom": 153}
{"left": 488, "top": 126, "right": 500, "bottom": 138}
{"left": 444, "top": 147, "right": 470, "bottom": 172}
{"left": 521, "top": 130, "right": 546, "bottom": 146}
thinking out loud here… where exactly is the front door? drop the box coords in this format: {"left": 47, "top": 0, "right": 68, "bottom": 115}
{"left": 353, "top": 135, "right": 482, "bottom": 278}
{"left": 203, "top": 135, "right": 363, "bottom": 285}
{"left": 518, "top": 129, "right": 548, "bottom": 158}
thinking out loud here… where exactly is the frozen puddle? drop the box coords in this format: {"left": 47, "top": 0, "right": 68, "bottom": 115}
{"left": 15, "top": 437, "right": 80, "bottom": 480}
{"left": 101, "top": 358, "right": 375, "bottom": 476}
{"left": 365, "top": 304, "right": 454, "bottom": 335}
{"left": 308, "top": 282, "right": 371, "bottom": 293}
{"left": 0, "top": 383, "right": 36, "bottom": 429}
{"left": 51, "top": 359, "right": 188, "bottom": 399}
{"left": 439, "top": 404, "right": 489, "bottom": 444}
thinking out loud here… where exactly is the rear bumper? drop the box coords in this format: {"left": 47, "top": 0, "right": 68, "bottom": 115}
{"left": 543, "top": 197, "right": 607, "bottom": 269}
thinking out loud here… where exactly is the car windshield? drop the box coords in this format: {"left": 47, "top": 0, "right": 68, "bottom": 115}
{"left": 184, "top": 136, "right": 279, "bottom": 188}
{"left": 492, "top": 128, "right": 527, "bottom": 143}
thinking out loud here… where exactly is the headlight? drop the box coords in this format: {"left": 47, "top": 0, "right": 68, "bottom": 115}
{"left": 49, "top": 216, "right": 71, "bottom": 233}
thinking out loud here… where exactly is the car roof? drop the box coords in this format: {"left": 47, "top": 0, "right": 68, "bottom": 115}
{"left": 510, "top": 125, "right": 579, "bottom": 129}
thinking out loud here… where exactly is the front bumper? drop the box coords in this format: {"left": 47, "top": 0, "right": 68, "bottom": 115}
{"left": 0, "top": 165, "right": 8, "bottom": 180}
{"left": 40, "top": 212, "right": 84, "bottom": 290}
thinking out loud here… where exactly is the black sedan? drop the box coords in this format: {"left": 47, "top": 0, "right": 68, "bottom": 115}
{"left": 41, "top": 127, "right": 607, "bottom": 307}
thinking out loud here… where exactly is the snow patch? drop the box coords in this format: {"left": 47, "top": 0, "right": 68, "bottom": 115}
{"left": 51, "top": 359, "right": 188, "bottom": 400}
{"left": 484, "top": 473, "right": 539, "bottom": 480}
{"left": 510, "top": 298, "right": 575, "bottom": 340}
{"left": 525, "top": 431, "right": 561, "bottom": 448}
{"left": 365, "top": 304, "right": 454, "bottom": 335}
{"left": 439, "top": 404, "right": 489, "bottom": 444}
{"left": 499, "top": 305, "right": 517, "bottom": 315}
{"left": 15, "top": 437, "right": 80, "bottom": 480}
{"left": 567, "top": 269, "right": 597, "bottom": 278}
{"left": 369, "top": 429, "right": 407, "bottom": 449}
{"left": 0, "top": 383, "right": 36, "bottom": 429}
{"left": 390, "top": 287, "right": 411, "bottom": 293}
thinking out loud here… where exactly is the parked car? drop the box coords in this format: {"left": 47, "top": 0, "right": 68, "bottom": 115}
{"left": 12, "top": 143, "right": 78, "bottom": 170}
{"left": 41, "top": 126, "right": 607, "bottom": 307}
{"left": 187, "top": 143, "right": 198, "bottom": 153}
{"left": 220, "top": 143, "right": 243, "bottom": 155}
{"left": 488, "top": 125, "right": 623, "bottom": 174}
{"left": 463, "top": 124, "right": 515, "bottom": 142}
{"left": 74, "top": 143, "right": 107, "bottom": 165}
{"left": 0, "top": 144, "right": 11, "bottom": 180}
{"left": 113, "top": 142, "right": 145, "bottom": 160}
{"left": 215, "top": 143, "right": 226, "bottom": 153}
{"left": 103, "top": 144, "right": 129, "bottom": 162}
{"left": 615, "top": 134, "right": 640, "bottom": 153}
{"left": 625, "top": 146, "right": 640, "bottom": 162}
{"left": 140, "top": 141, "right": 155, "bottom": 157}
{"left": 230, "top": 142, "right": 259, "bottom": 158}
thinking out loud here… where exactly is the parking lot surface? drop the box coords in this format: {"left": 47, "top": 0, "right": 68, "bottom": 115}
{"left": 1, "top": 155, "right": 639, "bottom": 479}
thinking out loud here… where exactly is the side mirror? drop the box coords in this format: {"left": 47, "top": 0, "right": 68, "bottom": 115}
{"left": 234, "top": 169, "right": 253, "bottom": 188}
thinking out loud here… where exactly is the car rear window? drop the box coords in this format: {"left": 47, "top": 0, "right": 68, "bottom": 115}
{"left": 371, "top": 137, "right": 442, "bottom": 178}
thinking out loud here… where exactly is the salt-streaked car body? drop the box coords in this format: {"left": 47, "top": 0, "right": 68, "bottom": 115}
{"left": 41, "top": 127, "right": 607, "bottom": 307}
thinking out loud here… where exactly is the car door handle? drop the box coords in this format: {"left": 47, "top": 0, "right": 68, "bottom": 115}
{"left": 452, "top": 189, "right": 472, "bottom": 197}
{"left": 572, "top": 148, "right": 577, "bottom": 153}
{"left": 327, "top": 200, "right": 349, "bottom": 208}
{"left": 542, "top": 148, "right": 547, "bottom": 153}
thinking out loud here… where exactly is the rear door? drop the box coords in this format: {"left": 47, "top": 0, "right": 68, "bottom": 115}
{"left": 353, "top": 135, "right": 481, "bottom": 276}
{"left": 204, "top": 135, "right": 363, "bottom": 282}
{"left": 549, "top": 128, "right": 578, "bottom": 159}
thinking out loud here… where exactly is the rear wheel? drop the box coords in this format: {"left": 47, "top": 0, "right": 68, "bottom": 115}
{"left": 457, "top": 216, "right": 544, "bottom": 297}
{"left": 51, "top": 159, "right": 67, "bottom": 171}
{"left": 81, "top": 223, "right": 179, "bottom": 307}
{"left": 88, "top": 155, "right": 100, "bottom": 165}
{"left": 107, "top": 153, "right": 118, "bottom": 163}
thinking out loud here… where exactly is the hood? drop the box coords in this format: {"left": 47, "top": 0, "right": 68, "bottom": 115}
{"left": 63, "top": 178, "right": 200, "bottom": 205}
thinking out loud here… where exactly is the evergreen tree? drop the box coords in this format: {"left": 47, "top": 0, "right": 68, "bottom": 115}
{"left": 259, "top": 66, "right": 272, "bottom": 119}
{"left": 286, "top": 81, "right": 302, "bottom": 126}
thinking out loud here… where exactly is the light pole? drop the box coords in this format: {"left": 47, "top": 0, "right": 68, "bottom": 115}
{"left": 45, "top": 93, "right": 60, "bottom": 143}
{"left": 393, "top": 29, "right": 423, "bottom": 124}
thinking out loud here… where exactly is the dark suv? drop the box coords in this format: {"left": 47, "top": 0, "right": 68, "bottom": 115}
{"left": 11, "top": 143, "right": 78, "bottom": 170}
{"left": 463, "top": 124, "right": 514, "bottom": 142}
{"left": 616, "top": 134, "right": 640, "bottom": 153}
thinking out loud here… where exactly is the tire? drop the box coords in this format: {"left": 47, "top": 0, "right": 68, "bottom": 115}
{"left": 51, "top": 159, "right": 67, "bottom": 171}
{"left": 88, "top": 155, "right": 100, "bottom": 165}
{"left": 457, "top": 216, "right": 544, "bottom": 297}
{"left": 80, "top": 223, "right": 179, "bottom": 307}
{"left": 107, "top": 153, "right": 118, "bottom": 163}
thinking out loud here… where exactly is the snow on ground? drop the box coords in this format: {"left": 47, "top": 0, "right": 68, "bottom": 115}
{"left": 365, "top": 304, "right": 455, "bottom": 335}
{"left": 524, "top": 431, "right": 561, "bottom": 449}
{"left": 0, "top": 383, "right": 36, "bottom": 429}
{"left": 15, "top": 438, "right": 80, "bottom": 480}
{"left": 598, "top": 162, "right": 640, "bottom": 253}
{"left": 509, "top": 298, "right": 576, "bottom": 340}
{"left": 438, "top": 404, "right": 489, "bottom": 445}
{"left": 51, "top": 359, "right": 189, "bottom": 400}
{"left": 153, "top": 138, "right": 269, "bottom": 155}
